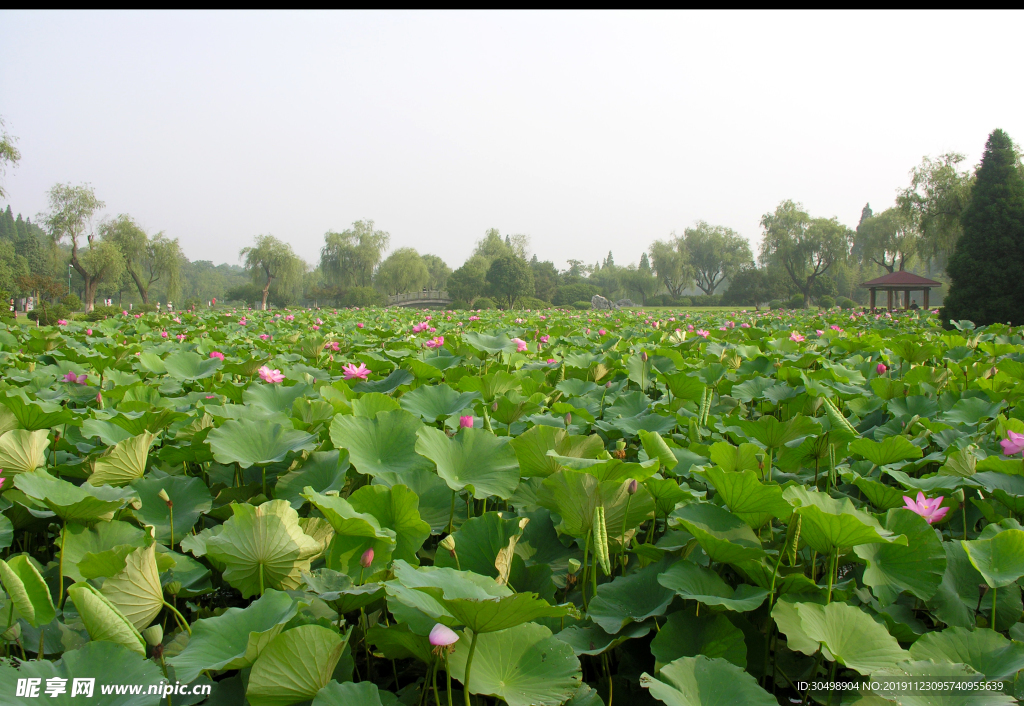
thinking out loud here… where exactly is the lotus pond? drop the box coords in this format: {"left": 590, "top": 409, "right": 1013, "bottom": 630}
{"left": 0, "top": 306, "right": 1022, "bottom": 705}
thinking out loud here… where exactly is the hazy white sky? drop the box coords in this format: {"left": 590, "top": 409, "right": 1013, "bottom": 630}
{"left": 1, "top": 11, "right": 1021, "bottom": 272}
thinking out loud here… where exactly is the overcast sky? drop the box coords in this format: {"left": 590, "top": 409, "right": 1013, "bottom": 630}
{"left": 1, "top": 11, "right": 1021, "bottom": 272}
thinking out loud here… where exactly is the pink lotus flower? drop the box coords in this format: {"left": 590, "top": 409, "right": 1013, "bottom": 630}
{"left": 209, "top": 351, "right": 225, "bottom": 361}
{"left": 177, "top": 334, "right": 187, "bottom": 342}
{"left": 511, "top": 337, "right": 528, "bottom": 352}
{"left": 816, "top": 329, "right": 825, "bottom": 336}
{"left": 902, "top": 491, "right": 949, "bottom": 524}
{"left": 830, "top": 325, "right": 843, "bottom": 331}
{"left": 343, "top": 363, "right": 370, "bottom": 380}
{"left": 160, "top": 331, "right": 168, "bottom": 338}
{"left": 285, "top": 314, "right": 294, "bottom": 321}
{"left": 540, "top": 335, "right": 550, "bottom": 343}
{"left": 258, "top": 366, "right": 285, "bottom": 383}
{"left": 325, "top": 341, "right": 340, "bottom": 352}
{"left": 63, "top": 371, "right": 88, "bottom": 384}
{"left": 468, "top": 316, "right": 480, "bottom": 321}
{"left": 122, "top": 310, "right": 128, "bottom": 316}
{"left": 599, "top": 329, "right": 607, "bottom": 336}
{"left": 789, "top": 332, "right": 805, "bottom": 342}
{"left": 85, "top": 329, "right": 93, "bottom": 336}
{"left": 1001, "top": 430, "right": 1024, "bottom": 456}
{"left": 429, "top": 623, "right": 459, "bottom": 647}
{"left": 311, "top": 325, "right": 320, "bottom": 331}
{"left": 877, "top": 363, "right": 887, "bottom": 375}
{"left": 459, "top": 415, "right": 474, "bottom": 428}
{"left": 696, "top": 329, "right": 710, "bottom": 338}
{"left": 740, "top": 323, "right": 751, "bottom": 328}
{"left": 259, "top": 334, "right": 270, "bottom": 341}
{"left": 360, "top": 548, "right": 374, "bottom": 568}
{"left": 357, "top": 322, "right": 364, "bottom": 328}
{"left": 425, "top": 336, "right": 444, "bottom": 349}
{"left": 0, "top": 475, "right": 5, "bottom": 491}
{"left": 546, "top": 358, "right": 557, "bottom": 364}
{"left": 57, "top": 319, "right": 68, "bottom": 326}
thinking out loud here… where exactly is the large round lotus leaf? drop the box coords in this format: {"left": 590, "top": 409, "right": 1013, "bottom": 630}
{"left": 353, "top": 368, "right": 415, "bottom": 394}
{"left": 650, "top": 606, "right": 747, "bottom": 669}
{"left": 419, "top": 587, "right": 568, "bottom": 634}
{"left": 783, "top": 486, "right": 906, "bottom": 553}
{"left": 447, "top": 623, "right": 582, "bottom": 706}
{"left": 312, "top": 681, "right": 389, "bottom": 706}
{"left": 461, "top": 332, "right": 517, "bottom": 355}
{"left": 509, "top": 425, "right": 604, "bottom": 478}
{"left": 351, "top": 392, "right": 401, "bottom": 418}
{"left": 57, "top": 520, "right": 149, "bottom": 583}
{"left": 167, "top": 588, "right": 300, "bottom": 683}
{"left": 555, "top": 620, "right": 651, "bottom": 656}
{"left": 668, "top": 503, "right": 764, "bottom": 564}
{"left": 0, "top": 515, "right": 12, "bottom": 553}
{"left": 0, "top": 640, "right": 164, "bottom": 706}
{"left": 909, "top": 627, "right": 1024, "bottom": 680}
{"left": 549, "top": 455, "right": 659, "bottom": 483}
{"left": 0, "top": 554, "right": 55, "bottom": 628}
{"left": 400, "top": 383, "right": 478, "bottom": 423}
{"left": 131, "top": 471, "right": 213, "bottom": 545}
{"left": 0, "top": 429, "right": 49, "bottom": 475}
{"left": 302, "top": 488, "right": 397, "bottom": 576}
{"left": 538, "top": 468, "right": 654, "bottom": 546}
{"left": 587, "top": 559, "right": 675, "bottom": 633}
{"left": 301, "top": 569, "right": 385, "bottom": 614}
{"left": 657, "top": 560, "right": 770, "bottom": 612}
{"left": 961, "top": 529, "right": 1024, "bottom": 588}
{"left": 208, "top": 419, "right": 317, "bottom": 468}
{"left": 348, "top": 484, "right": 430, "bottom": 565}
{"left": 372, "top": 466, "right": 468, "bottom": 534}
{"left": 67, "top": 581, "right": 146, "bottom": 656}
{"left": 849, "top": 435, "right": 924, "bottom": 466}
{"left": 100, "top": 544, "right": 164, "bottom": 631}
{"left": 433, "top": 511, "right": 525, "bottom": 578}
{"left": 790, "top": 601, "right": 909, "bottom": 675}
{"left": 205, "top": 500, "right": 322, "bottom": 598}
{"left": 242, "top": 382, "right": 311, "bottom": 414}
{"left": 641, "top": 655, "right": 776, "bottom": 706}
{"left": 163, "top": 350, "right": 223, "bottom": 381}
{"left": 1, "top": 391, "right": 74, "bottom": 430}
{"left": 246, "top": 625, "right": 347, "bottom": 706}
{"left": 366, "top": 623, "right": 432, "bottom": 664}
{"left": 274, "top": 450, "right": 349, "bottom": 509}
{"left": 385, "top": 559, "right": 512, "bottom": 633}
{"left": 927, "top": 540, "right": 985, "bottom": 629}
{"left": 330, "top": 409, "right": 433, "bottom": 478}
{"left": 735, "top": 414, "right": 820, "bottom": 450}
{"left": 693, "top": 466, "right": 792, "bottom": 529}
{"left": 15, "top": 469, "right": 138, "bottom": 522}
{"left": 416, "top": 426, "right": 521, "bottom": 500}
{"left": 854, "top": 508, "right": 946, "bottom": 605}
{"left": 88, "top": 431, "right": 156, "bottom": 487}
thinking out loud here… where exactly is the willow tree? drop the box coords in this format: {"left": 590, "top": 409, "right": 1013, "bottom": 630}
{"left": 102, "top": 214, "right": 182, "bottom": 305}
{"left": 42, "top": 183, "right": 124, "bottom": 312}
{"left": 0, "top": 116, "right": 20, "bottom": 200}
{"left": 683, "top": 221, "right": 753, "bottom": 295}
{"left": 649, "top": 237, "right": 690, "bottom": 298}
{"left": 854, "top": 207, "right": 918, "bottom": 273}
{"left": 319, "top": 220, "right": 390, "bottom": 289}
{"left": 240, "top": 235, "right": 304, "bottom": 310}
{"left": 374, "top": 248, "right": 430, "bottom": 296}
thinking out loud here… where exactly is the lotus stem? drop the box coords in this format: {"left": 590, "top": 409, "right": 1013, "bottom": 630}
{"left": 462, "top": 631, "right": 478, "bottom": 706}
{"left": 992, "top": 585, "right": 997, "bottom": 632}
{"left": 169, "top": 504, "right": 174, "bottom": 548}
{"left": 826, "top": 549, "right": 836, "bottom": 604}
{"left": 58, "top": 521, "right": 67, "bottom": 609}
{"left": 445, "top": 653, "right": 454, "bottom": 706}
{"left": 580, "top": 528, "right": 592, "bottom": 609}
{"left": 39, "top": 629, "right": 44, "bottom": 659}
{"left": 448, "top": 490, "right": 456, "bottom": 535}
{"left": 259, "top": 563, "right": 265, "bottom": 596}
{"left": 164, "top": 600, "right": 191, "bottom": 635}
{"left": 619, "top": 495, "right": 632, "bottom": 576}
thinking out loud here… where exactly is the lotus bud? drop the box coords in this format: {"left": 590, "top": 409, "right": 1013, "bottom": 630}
{"left": 628, "top": 479, "right": 638, "bottom": 495}
{"left": 142, "top": 624, "right": 164, "bottom": 647}
{"left": 877, "top": 362, "right": 887, "bottom": 375}
{"left": 567, "top": 558, "right": 581, "bottom": 574}
{"left": 492, "top": 401, "right": 499, "bottom": 412}
{"left": 1, "top": 622, "right": 21, "bottom": 641}
{"left": 164, "top": 581, "right": 181, "bottom": 596}
{"left": 96, "top": 391, "right": 103, "bottom": 409}
{"left": 459, "top": 415, "right": 473, "bottom": 429}
{"left": 756, "top": 453, "right": 766, "bottom": 471}
{"left": 360, "top": 548, "right": 374, "bottom": 568}
{"left": 564, "top": 412, "right": 572, "bottom": 426}
{"left": 158, "top": 489, "right": 173, "bottom": 508}
{"left": 641, "top": 351, "right": 648, "bottom": 362}
{"left": 605, "top": 381, "right": 612, "bottom": 388}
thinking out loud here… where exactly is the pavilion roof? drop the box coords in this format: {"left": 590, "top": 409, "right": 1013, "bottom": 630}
{"left": 860, "top": 271, "right": 943, "bottom": 288}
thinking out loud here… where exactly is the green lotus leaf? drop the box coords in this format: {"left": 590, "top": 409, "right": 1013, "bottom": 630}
{"left": 509, "top": 425, "right": 604, "bottom": 478}
{"left": 447, "top": 623, "right": 582, "bottom": 706}
{"left": 247, "top": 625, "right": 348, "bottom": 706}
{"left": 302, "top": 488, "right": 397, "bottom": 575}
{"left": 373, "top": 465, "right": 468, "bottom": 534}
{"left": 0, "top": 554, "right": 55, "bottom": 628}
{"left": 88, "top": 431, "right": 156, "bottom": 487}
{"left": 330, "top": 409, "right": 433, "bottom": 478}
{"left": 638, "top": 430, "right": 679, "bottom": 471}
{"left": 205, "top": 500, "right": 322, "bottom": 597}
{"left": 348, "top": 484, "right": 430, "bottom": 566}
{"left": 0, "top": 641, "right": 164, "bottom": 706}
{"left": 58, "top": 520, "right": 148, "bottom": 583}
{"left": 351, "top": 392, "right": 401, "bottom": 418}
{"left": 789, "top": 601, "right": 910, "bottom": 675}
{"left": 849, "top": 435, "right": 924, "bottom": 466}
{"left": 81, "top": 417, "right": 135, "bottom": 445}
{"left": 961, "top": 529, "right": 1024, "bottom": 588}
{"left": 548, "top": 455, "right": 659, "bottom": 483}
{"left": 650, "top": 605, "right": 747, "bottom": 669}
{"left": 312, "top": 681, "right": 390, "bottom": 706}
{"left": 208, "top": 419, "right": 317, "bottom": 468}
{"left": 783, "top": 486, "right": 906, "bottom": 553}
{"left": 927, "top": 540, "right": 986, "bottom": 629}
{"left": 939, "top": 397, "right": 1004, "bottom": 426}
{"left": 167, "top": 588, "right": 301, "bottom": 683}
{"left": 243, "top": 382, "right": 311, "bottom": 414}
{"left": 854, "top": 508, "right": 946, "bottom": 605}
{"left": 67, "top": 581, "right": 146, "bottom": 656}
{"left": 554, "top": 621, "right": 651, "bottom": 657}
{"left": 416, "top": 426, "right": 520, "bottom": 500}
{"left": 274, "top": 450, "right": 349, "bottom": 509}
{"left": 352, "top": 369, "right": 414, "bottom": 394}
{"left": 1, "top": 391, "right": 75, "bottom": 430}
{"left": 366, "top": 622, "right": 432, "bottom": 664}
{"left": 587, "top": 559, "right": 676, "bottom": 633}
{"left": 163, "top": 350, "right": 223, "bottom": 380}
{"left": 420, "top": 587, "right": 568, "bottom": 634}
{"left": 735, "top": 414, "right": 820, "bottom": 450}
{"left": 100, "top": 544, "right": 164, "bottom": 631}
{"left": 657, "top": 560, "right": 770, "bottom": 612}
{"left": 693, "top": 466, "right": 792, "bottom": 528}
{"left": 708, "top": 441, "right": 762, "bottom": 474}
{"left": 0, "top": 515, "right": 13, "bottom": 553}
{"left": 668, "top": 503, "right": 764, "bottom": 564}
{"left": 15, "top": 470, "right": 138, "bottom": 523}
{"left": 538, "top": 468, "right": 654, "bottom": 546}
{"left": 399, "top": 383, "right": 478, "bottom": 423}
{"left": 909, "top": 627, "right": 1024, "bottom": 680}
{"left": 385, "top": 559, "right": 511, "bottom": 633}
{"left": 0, "top": 429, "right": 49, "bottom": 475}
{"left": 563, "top": 684, "right": 605, "bottom": 706}
{"left": 848, "top": 474, "right": 908, "bottom": 511}
{"left": 641, "top": 655, "right": 776, "bottom": 706}
{"left": 131, "top": 471, "right": 213, "bottom": 545}
{"left": 301, "top": 569, "right": 384, "bottom": 614}
{"left": 461, "top": 332, "right": 517, "bottom": 355}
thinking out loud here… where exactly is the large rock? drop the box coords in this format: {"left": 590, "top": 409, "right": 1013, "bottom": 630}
{"left": 591, "top": 295, "right": 615, "bottom": 310}
{"left": 615, "top": 299, "right": 635, "bottom": 308}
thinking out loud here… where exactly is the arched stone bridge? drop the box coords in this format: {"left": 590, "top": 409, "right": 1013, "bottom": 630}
{"left": 386, "top": 290, "right": 452, "bottom": 308}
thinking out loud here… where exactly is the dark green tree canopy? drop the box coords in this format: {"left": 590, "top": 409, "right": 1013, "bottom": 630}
{"left": 942, "top": 129, "right": 1024, "bottom": 326}
{"left": 486, "top": 255, "right": 533, "bottom": 310}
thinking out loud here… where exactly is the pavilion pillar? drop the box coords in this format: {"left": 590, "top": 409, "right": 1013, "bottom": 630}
{"left": 870, "top": 288, "right": 876, "bottom": 310}
{"left": 887, "top": 289, "right": 893, "bottom": 311}
{"left": 923, "top": 288, "right": 929, "bottom": 310}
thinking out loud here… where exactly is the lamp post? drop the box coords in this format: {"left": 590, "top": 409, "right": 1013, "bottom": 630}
{"left": 68, "top": 263, "right": 72, "bottom": 296}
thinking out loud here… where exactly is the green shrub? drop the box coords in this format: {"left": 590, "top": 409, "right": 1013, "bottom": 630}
{"left": 341, "top": 287, "right": 384, "bottom": 307}
{"left": 837, "top": 297, "right": 856, "bottom": 310}
{"left": 673, "top": 297, "right": 692, "bottom": 307}
{"left": 787, "top": 294, "right": 806, "bottom": 309}
{"left": 83, "top": 305, "right": 121, "bottom": 322}
{"left": 449, "top": 299, "right": 469, "bottom": 310}
{"left": 135, "top": 303, "right": 157, "bottom": 313}
{"left": 553, "top": 283, "right": 600, "bottom": 306}
{"left": 473, "top": 297, "right": 496, "bottom": 310}
{"left": 768, "top": 299, "right": 782, "bottom": 310}
{"left": 571, "top": 301, "right": 592, "bottom": 310}
{"left": 517, "top": 297, "right": 550, "bottom": 310}
{"left": 61, "top": 294, "right": 82, "bottom": 310}
{"left": 28, "top": 304, "right": 69, "bottom": 326}
{"left": 818, "top": 295, "right": 835, "bottom": 309}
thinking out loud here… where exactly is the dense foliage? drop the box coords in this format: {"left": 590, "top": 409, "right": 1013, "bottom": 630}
{"left": 0, "top": 305, "right": 1021, "bottom": 704}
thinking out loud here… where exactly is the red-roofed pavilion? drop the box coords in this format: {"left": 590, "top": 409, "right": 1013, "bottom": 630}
{"left": 860, "top": 271, "right": 943, "bottom": 311}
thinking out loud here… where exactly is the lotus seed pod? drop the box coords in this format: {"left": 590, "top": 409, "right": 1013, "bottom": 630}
{"left": 142, "top": 624, "right": 164, "bottom": 647}
{"left": 567, "top": 558, "right": 581, "bottom": 574}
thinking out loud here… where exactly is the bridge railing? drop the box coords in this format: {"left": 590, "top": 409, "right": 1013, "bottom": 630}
{"left": 386, "top": 290, "right": 451, "bottom": 305}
